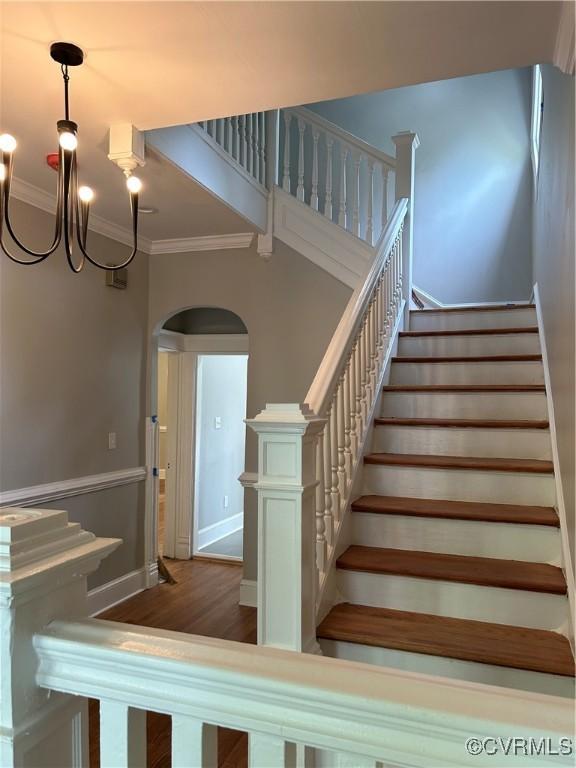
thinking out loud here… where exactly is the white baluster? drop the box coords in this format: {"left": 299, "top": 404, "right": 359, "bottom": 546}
{"left": 241, "top": 115, "right": 249, "bottom": 170}
{"left": 361, "top": 314, "right": 370, "bottom": 423}
{"left": 349, "top": 342, "right": 358, "bottom": 456}
{"left": 343, "top": 360, "right": 353, "bottom": 479}
{"left": 337, "top": 375, "right": 346, "bottom": 500}
{"left": 297, "top": 117, "right": 306, "bottom": 202}
{"left": 252, "top": 113, "right": 259, "bottom": 181}
{"left": 259, "top": 113, "right": 267, "bottom": 185}
{"left": 315, "top": 432, "right": 327, "bottom": 583}
{"left": 381, "top": 166, "right": 389, "bottom": 235}
{"left": 330, "top": 399, "right": 340, "bottom": 520}
{"left": 172, "top": 716, "right": 218, "bottom": 768}
{"left": 369, "top": 295, "right": 378, "bottom": 396}
{"left": 100, "top": 701, "right": 146, "bottom": 768}
{"left": 209, "top": 119, "right": 216, "bottom": 138}
{"left": 323, "top": 414, "right": 334, "bottom": 547}
{"left": 282, "top": 111, "right": 292, "bottom": 193}
{"left": 249, "top": 734, "right": 297, "bottom": 767}
{"left": 311, "top": 127, "right": 320, "bottom": 210}
{"left": 217, "top": 118, "right": 224, "bottom": 146}
{"left": 366, "top": 160, "right": 375, "bottom": 245}
{"left": 325, "top": 136, "right": 334, "bottom": 220}
{"left": 246, "top": 114, "right": 253, "bottom": 175}
{"left": 338, "top": 146, "right": 349, "bottom": 228}
{"left": 226, "top": 116, "right": 233, "bottom": 154}
{"left": 377, "top": 274, "right": 385, "bottom": 365}
{"left": 352, "top": 150, "right": 361, "bottom": 237}
{"left": 233, "top": 116, "right": 241, "bottom": 161}
{"left": 355, "top": 331, "right": 363, "bottom": 441}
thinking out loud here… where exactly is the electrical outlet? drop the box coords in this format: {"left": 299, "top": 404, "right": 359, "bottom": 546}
{"left": 108, "top": 432, "right": 117, "bottom": 450}
{"left": 214, "top": 416, "right": 222, "bottom": 430}
{"left": 223, "top": 495, "right": 229, "bottom": 509}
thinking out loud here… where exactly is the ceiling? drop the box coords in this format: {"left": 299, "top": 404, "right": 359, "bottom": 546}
{"left": 0, "top": 1, "right": 564, "bottom": 243}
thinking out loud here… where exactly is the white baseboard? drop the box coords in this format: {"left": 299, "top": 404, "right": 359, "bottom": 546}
{"left": 197, "top": 513, "right": 243, "bottom": 550}
{"left": 239, "top": 578, "right": 257, "bottom": 608}
{"left": 533, "top": 283, "right": 575, "bottom": 651}
{"left": 88, "top": 564, "right": 155, "bottom": 616}
{"left": 412, "top": 284, "right": 531, "bottom": 310}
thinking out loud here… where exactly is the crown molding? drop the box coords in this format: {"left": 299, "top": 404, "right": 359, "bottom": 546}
{"left": 10, "top": 177, "right": 154, "bottom": 254}
{"left": 149, "top": 232, "right": 254, "bottom": 255}
{"left": 10, "top": 177, "right": 255, "bottom": 257}
{"left": 554, "top": 1, "right": 575, "bottom": 75}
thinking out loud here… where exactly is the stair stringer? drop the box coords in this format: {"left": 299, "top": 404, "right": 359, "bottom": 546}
{"left": 316, "top": 302, "right": 406, "bottom": 624}
{"left": 273, "top": 186, "right": 374, "bottom": 289}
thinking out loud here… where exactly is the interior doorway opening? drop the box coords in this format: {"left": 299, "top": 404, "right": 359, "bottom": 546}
{"left": 154, "top": 307, "right": 249, "bottom": 564}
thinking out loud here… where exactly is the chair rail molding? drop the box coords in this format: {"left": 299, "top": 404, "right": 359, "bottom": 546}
{"left": 0, "top": 467, "right": 147, "bottom": 508}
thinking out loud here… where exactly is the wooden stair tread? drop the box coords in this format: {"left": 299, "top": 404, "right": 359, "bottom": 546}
{"left": 374, "top": 417, "right": 549, "bottom": 429}
{"left": 400, "top": 327, "right": 539, "bottom": 337}
{"left": 382, "top": 384, "right": 546, "bottom": 392}
{"left": 392, "top": 354, "right": 542, "bottom": 363}
{"left": 410, "top": 304, "right": 536, "bottom": 314}
{"left": 351, "top": 495, "right": 559, "bottom": 527}
{"left": 364, "top": 452, "right": 554, "bottom": 473}
{"left": 317, "top": 604, "right": 575, "bottom": 677}
{"left": 337, "top": 546, "right": 567, "bottom": 594}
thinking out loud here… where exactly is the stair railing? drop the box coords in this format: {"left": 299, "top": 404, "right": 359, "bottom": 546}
{"left": 248, "top": 130, "right": 419, "bottom": 653}
{"left": 280, "top": 107, "right": 396, "bottom": 246}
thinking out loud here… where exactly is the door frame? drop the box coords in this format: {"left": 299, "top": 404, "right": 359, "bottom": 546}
{"left": 156, "top": 331, "right": 249, "bottom": 560}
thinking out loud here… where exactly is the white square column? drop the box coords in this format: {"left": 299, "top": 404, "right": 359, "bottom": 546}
{"left": 247, "top": 404, "right": 324, "bottom": 653}
{"left": 392, "top": 131, "right": 420, "bottom": 324}
{"left": 0, "top": 507, "right": 120, "bottom": 767}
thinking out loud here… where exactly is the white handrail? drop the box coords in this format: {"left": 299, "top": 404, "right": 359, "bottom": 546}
{"left": 34, "top": 618, "right": 573, "bottom": 767}
{"left": 306, "top": 198, "right": 408, "bottom": 416}
{"left": 290, "top": 106, "right": 396, "bottom": 170}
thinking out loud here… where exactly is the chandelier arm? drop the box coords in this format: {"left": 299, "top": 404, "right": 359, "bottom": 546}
{"left": 62, "top": 150, "right": 85, "bottom": 273}
{"left": 74, "top": 187, "right": 139, "bottom": 271}
{"left": 1, "top": 149, "right": 64, "bottom": 259}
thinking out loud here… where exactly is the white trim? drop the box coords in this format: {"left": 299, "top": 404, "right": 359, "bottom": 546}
{"left": 10, "top": 177, "right": 154, "bottom": 254}
{"left": 0, "top": 467, "right": 147, "bottom": 508}
{"left": 533, "top": 283, "right": 575, "bottom": 650}
{"left": 158, "top": 331, "right": 249, "bottom": 354}
{"left": 239, "top": 578, "right": 257, "bottom": 607}
{"left": 197, "top": 512, "right": 243, "bottom": 550}
{"left": 553, "top": 1, "right": 576, "bottom": 75}
{"left": 87, "top": 564, "right": 153, "bottom": 617}
{"left": 150, "top": 232, "right": 254, "bottom": 255}
{"left": 411, "top": 284, "right": 532, "bottom": 310}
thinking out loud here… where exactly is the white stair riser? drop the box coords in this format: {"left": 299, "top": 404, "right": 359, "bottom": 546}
{"left": 410, "top": 308, "right": 537, "bottom": 332}
{"left": 390, "top": 360, "right": 544, "bottom": 386}
{"left": 336, "top": 570, "right": 567, "bottom": 629}
{"left": 380, "top": 392, "right": 548, "bottom": 420}
{"left": 320, "top": 640, "right": 574, "bottom": 699}
{"left": 372, "top": 424, "right": 552, "bottom": 459}
{"left": 363, "top": 464, "right": 555, "bottom": 506}
{"left": 351, "top": 512, "right": 560, "bottom": 562}
{"left": 399, "top": 333, "right": 540, "bottom": 357}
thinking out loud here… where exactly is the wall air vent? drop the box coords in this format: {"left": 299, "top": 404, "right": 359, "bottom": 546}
{"left": 105, "top": 265, "right": 128, "bottom": 289}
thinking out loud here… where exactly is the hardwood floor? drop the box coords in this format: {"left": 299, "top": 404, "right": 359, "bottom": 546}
{"left": 89, "top": 558, "right": 256, "bottom": 768}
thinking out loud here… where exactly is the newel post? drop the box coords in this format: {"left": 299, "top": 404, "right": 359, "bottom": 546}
{"left": 392, "top": 131, "right": 420, "bottom": 325}
{"left": 247, "top": 404, "right": 324, "bottom": 653}
{"left": 0, "top": 508, "right": 119, "bottom": 767}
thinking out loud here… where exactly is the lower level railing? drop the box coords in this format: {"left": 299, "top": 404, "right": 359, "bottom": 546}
{"left": 33, "top": 618, "right": 572, "bottom": 768}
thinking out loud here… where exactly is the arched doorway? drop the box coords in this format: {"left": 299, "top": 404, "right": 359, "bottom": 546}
{"left": 155, "top": 307, "right": 249, "bottom": 562}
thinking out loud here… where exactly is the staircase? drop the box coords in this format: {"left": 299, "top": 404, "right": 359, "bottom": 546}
{"left": 317, "top": 304, "right": 575, "bottom": 697}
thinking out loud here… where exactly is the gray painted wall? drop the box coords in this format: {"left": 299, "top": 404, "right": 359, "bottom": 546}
{"left": 308, "top": 68, "right": 534, "bottom": 303}
{"left": 0, "top": 199, "right": 149, "bottom": 588}
{"left": 149, "top": 240, "right": 352, "bottom": 581}
{"left": 532, "top": 64, "right": 575, "bottom": 578}
{"left": 195, "top": 354, "right": 248, "bottom": 534}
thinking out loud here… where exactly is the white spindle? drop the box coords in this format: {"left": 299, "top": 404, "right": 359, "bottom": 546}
{"left": 259, "top": 113, "right": 266, "bottom": 185}
{"left": 381, "top": 166, "right": 389, "bottom": 232}
{"left": 172, "top": 716, "right": 218, "bottom": 768}
{"left": 323, "top": 414, "right": 334, "bottom": 547}
{"left": 343, "top": 361, "right": 353, "bottom": 479}
{"left": 246, "top": 114, "right": 253, "bottom": 175}
{"left": 233, "top": 116, "right": 241, "bottom": 161}
{"left": 297, "top": 117, "right": 306, "bottom": 202}
{"left": 315, "top": 433, "right": 327, "bottom": 581}
{"left": 330, "top": 399, "right": 340, "bottom": 520}
{"left": 311, "top": 127, "right": 320, "bottom": 210}
{"left": 337, "top": 376, "right": 346, "bottom": 499}
{"left": 355, "top": 331, "right": 363, "bottom": 441}
{"left": 366, "top": 160, "right": 375, "bottom": 245}
{"left": 209, "top": 119, "right": 216, "bottom": 138}
{"left": 252, "top": 113, "right": 259, "bottom": 181}
{"left": 216, "top": 118, "right": 224, "bottom": 146}
{"left": 352, "top": 150, "right": 361, "bottom": 237}
{"left": 338, "top": 146, "right": 349, "bottom": 228}
{"left": 325, "top": 136, "right": 334, "bottom": 220}
{"left": 100, "top": 701, "right": 146, "bottom": 768}
{"left": 226, "top": 116, "right": 233, "bottom": 154}
{"left": 283, "top": 111, "right": 292, "bottom": 192}
{"left": 349, "top": 342, "right": 358, "bottom": 456}
{"left": 249, "top": 734, "right": 297, "bottom": 767}
{"left": 241, "top": 115, "right": 248, "bottom": 170}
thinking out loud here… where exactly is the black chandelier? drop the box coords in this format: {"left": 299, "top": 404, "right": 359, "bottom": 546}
{"left": 0, "top": 42, "right": 141, "bottom": 273}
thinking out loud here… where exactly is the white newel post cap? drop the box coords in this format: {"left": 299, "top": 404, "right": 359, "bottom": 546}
{"left": 391, "top": 131, "right": 420, "bottom": 150}
{"left": 0, "top": 507, "right": 120, "bottom": 767}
